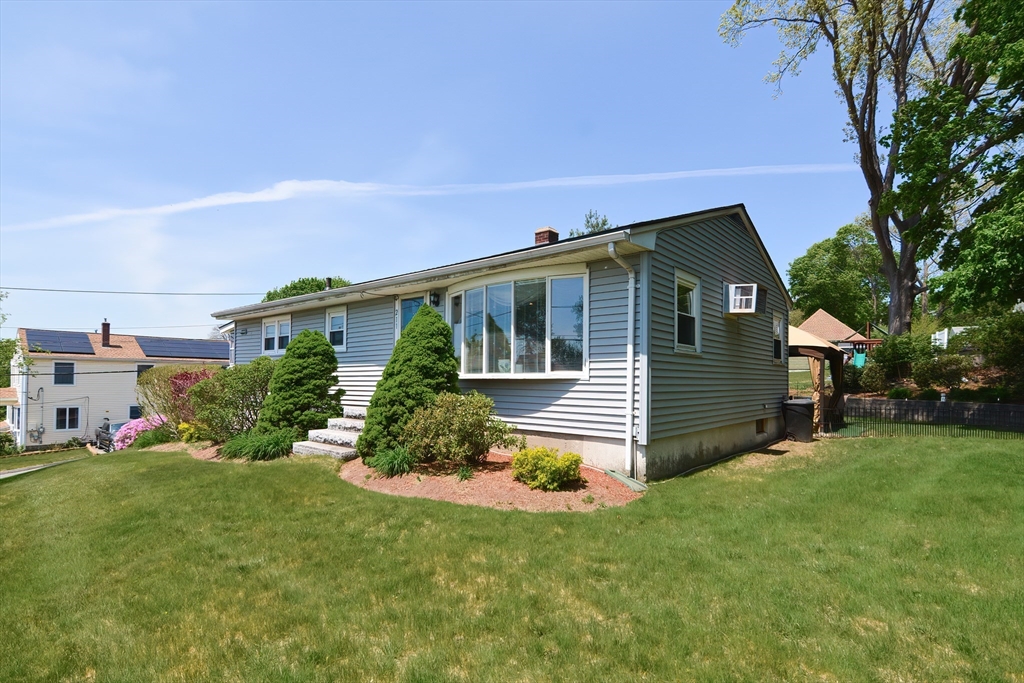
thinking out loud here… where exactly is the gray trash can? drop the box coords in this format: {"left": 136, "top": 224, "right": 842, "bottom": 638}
{"left": 783, "top": 398, "right": 815, "bottom": 442}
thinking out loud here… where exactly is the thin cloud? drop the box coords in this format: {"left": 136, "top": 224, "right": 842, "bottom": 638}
{"left": 2, "top": 163, "right": 857, "bottom": 233}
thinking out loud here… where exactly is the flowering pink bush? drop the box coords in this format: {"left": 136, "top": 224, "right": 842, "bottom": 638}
{"left": 114, "top": 415, "right": 167, "bottom": 450}
{"left": 169, "top": 368, "right": 217, "bottom": 424}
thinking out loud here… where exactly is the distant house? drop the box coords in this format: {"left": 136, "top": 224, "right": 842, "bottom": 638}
{"left": 213, "top": 204, "right": 793, "bottom": 481}
{"left": 5, "top": 323, "right": 228, "bottom": 449}
{"left": 798, "top": 309, "right": 882, "bottom": 355}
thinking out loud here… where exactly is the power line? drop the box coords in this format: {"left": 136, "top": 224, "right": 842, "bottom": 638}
{"left": 0, "top": 324, "right": 218, "bottom": 331}
{"left": 0, "top": 286, "right": 262, "bottom": 296}
{"left": 11, "top": 368, "right": 224, "bottom": 377}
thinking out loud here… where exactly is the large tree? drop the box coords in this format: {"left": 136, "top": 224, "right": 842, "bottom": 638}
{"left": 788, "top": 218, "right": 889, "bottom": 327}
{"left": 568, "top": 210, "right": 613, "bottom": 238}
{"left": 263, "top": 276, "right": 352, "bottom": 303}
{"left": 721, "top": 0, "right": 1022, "bottom": 333}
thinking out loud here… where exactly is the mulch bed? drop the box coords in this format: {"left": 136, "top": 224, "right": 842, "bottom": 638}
{"left": 339, "top": 452, "right": 643, "bottom": 512}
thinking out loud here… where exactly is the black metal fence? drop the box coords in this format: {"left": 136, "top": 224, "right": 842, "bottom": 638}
{"left": 821, "top": 397, "right": 1024, "bottom": 440}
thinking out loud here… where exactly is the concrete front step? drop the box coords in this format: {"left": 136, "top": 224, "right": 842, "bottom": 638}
{"left": 327, "top": 417, "right": 365, "bottom": 431}
{"left": 292, "top": 440, "right": 357, "bottom": 460}
{"left": 343, "top": 406, "right": 366, "bottom": 420}
{"left": 308, "top": 428, "right": 359, "bottom": 448}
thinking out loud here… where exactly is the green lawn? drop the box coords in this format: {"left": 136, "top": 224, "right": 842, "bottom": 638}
{"left": 1, "top": 439, "right": 1022, "bottom": 682}
{"left": 0, "top": 447, "right": 92, "bottom": 472}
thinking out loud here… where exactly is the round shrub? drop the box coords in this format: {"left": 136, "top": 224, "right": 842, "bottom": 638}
{"left": 887, "top": 387, "right": 914, "bottom": 400}
{"left": 114, "top": 415, "right": 167, "bottom": 450}
{"left": 869, "top": 333, "right": 935, "bottom": 381}
{"left": 219, "top": 428, "right": 297, "bottom": 461}
{"left": 256, "top": 330, "right": 344, "bottom": 433}
{"left": 357, "top": 305, "right": 459, "bottom": 459}
{"left": 916, "top": 388, "right": 941, "bottom": 401}
{"left": 511, "top": 447, "right": 584, "bottom": 491}
{"left": 403, "top": 391, "right": 525, "bottom": 467}
{"left": 860, "top": 363, "right": 889, "bottom": 394}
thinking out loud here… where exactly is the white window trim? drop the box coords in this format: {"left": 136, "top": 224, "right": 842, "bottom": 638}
{"left": 325, "top": 305, "right": 348, "bottom": 352}
{"left": 447, "top": 269, "right": 590, "bottom": 380}
{"left": 53, "top": 361, "right": 76, "bottom": 387}
{"left": 395, "top": 292, "right": 429, "bottom": 340}
{"left": 262, "top": 315, "right": 292, "bottom": 356}
{"left": 772, "top": 311, "right": 785, "bottom": 364}
{"left": 54, "top": 405, "right": 81, "bottom": 431}
{"left": 674, "top": 269, "right": 702, "bottom": 354}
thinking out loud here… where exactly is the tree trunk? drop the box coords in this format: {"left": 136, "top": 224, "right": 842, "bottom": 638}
{"left": 882, "top": 248, "right": 919, "bottom": 335}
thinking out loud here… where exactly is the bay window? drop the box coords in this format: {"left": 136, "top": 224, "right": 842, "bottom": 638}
{"left": 450, "top": 272, "right": 586, "bottom": 376}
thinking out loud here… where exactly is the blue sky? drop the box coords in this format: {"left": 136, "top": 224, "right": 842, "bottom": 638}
{"left": 0, "top": 1, "right": 868, "bottom": 337}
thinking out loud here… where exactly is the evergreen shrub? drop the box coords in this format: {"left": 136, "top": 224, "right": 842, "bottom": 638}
{"left": 220, "top": 428, "right": 297, "bottom": 461}
{"left": 886, "top": 387, "right": 914, "bottom": 400}
{"left": 842, "top": 365, "right": 864, "bottom": 393}
{"left": 256, "top": 330, "right": 343, "bottom": 433}
{"left": 189, "top": 356, "right": 276, "bottom": 442}
{"left": 511, "top": 447, "right": 584, "bottom": 491}
{"left": 403, "top": 391, "right": 524, "bottom": 467}
{"left": 357, "top": 305, "right": 459, "bottom": 459}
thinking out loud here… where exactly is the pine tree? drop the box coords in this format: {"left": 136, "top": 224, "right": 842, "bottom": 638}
{"left": 356, "top": 304, "right": 460, "bottom": 459}
{"left": 256, "top": 329, "right": 343, "bottom": 433}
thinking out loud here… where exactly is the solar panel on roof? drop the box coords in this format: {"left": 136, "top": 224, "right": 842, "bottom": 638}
{"left": 24, "top": 329, "right": 96, "bottom": 354}
{"left": 135, "top": 336, "right": 229, "bottom": 360}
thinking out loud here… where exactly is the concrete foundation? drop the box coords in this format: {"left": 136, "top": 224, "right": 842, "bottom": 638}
{"left": 644, "top": 415, "right": 784, "bottom": 481}
{"left": 494, "top": 430, "right": 627, "bottom": 473}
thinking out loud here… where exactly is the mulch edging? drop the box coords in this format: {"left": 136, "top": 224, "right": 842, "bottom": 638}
{"left": 339, "top": 452, "right": 643, "bottom": 512}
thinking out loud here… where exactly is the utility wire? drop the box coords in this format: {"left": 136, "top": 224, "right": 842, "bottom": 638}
{"left": 0, "top": 286, "right": 262, "bottom": 296}
{"left": 0, "top": 324, "right": 217, "bottom": 331}
{"left": 15, "top": 369, "right": 224, "bottom": 377}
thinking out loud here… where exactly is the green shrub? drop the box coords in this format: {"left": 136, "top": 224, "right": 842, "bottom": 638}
{"left": 948, "top": 386, "right": 1013, "bottom": 403}
{"left": 511, "top": 447, "right": 584, "bottom": 491}
{"left": 62, "top": 437, "right": 85, "bottom": 449}
{"left": 842, "top": 364, "right": 864, "bottom": 393}
{"left": 366, "top": 447, "right": 416, "bottom": 478}
{"left": 869, "top": 333, "right": 936, "bottom": 381}
{"left": 0, "top": 431, "right": 17, "bottom": 456}
{"left": 887, "top": 387, "right": 914, "bottom": 400}
{"left": 219, "top": 428, "right": 297, "bottom": 461}
{"left": 357, "top": 305, "right": 460, "bottom": 459}
{"left": 912, "top": 354, "right": 973, "bottom": 389}
{"left": 188, "top": 356, "right": 276, "bottom": 442}
{"left": 916, "top": 388, "right": 941, "bottom": 401}
{"left": 256, "top": 330, "right": 344, "bottom": 433}
{"left": 860, "top": 363, "right": 890, "bottom": 393}
{"left": 136, "top": 364, "right": 221, "bottom": 435}
{"left": 966, "top": 311, "right": 1024, "bottom": 396}
{"left": 403, "top": 391, "right": 525, "bottom": 467}
{"left": 456, "top": 465, "right": 473, "bottom": 482}
{"left": 131, "top": 424, "right": 176, "bottom": 449}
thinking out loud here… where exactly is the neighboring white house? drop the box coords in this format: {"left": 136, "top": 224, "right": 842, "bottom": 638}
{"left": 5, "top": 322, "right": 229, "bottom": 449}
{"left": 931, "top": 327, "right": 969, "bottom": 350}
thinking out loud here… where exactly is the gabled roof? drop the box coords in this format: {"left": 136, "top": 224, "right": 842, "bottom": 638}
{"left": 18, "top": 328, "right": 229, "bottom": 362}
{"left": 213, "top": 204, "right": 792, "bottom": 320}
{"left": 798, "top": 309, "right": 858, "bottom": 342}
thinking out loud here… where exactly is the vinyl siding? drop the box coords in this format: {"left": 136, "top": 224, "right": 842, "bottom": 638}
{"left": 332, "top": 298, "right": 396, "bottom": 408}
{"left": 233, "top": 319, "right": 263, "bottom": 364}
{"left": 461, "top": 258, "right": 638, "bottom": 441}
{"left": 648, "top": 216, "right": 789, "bottom": 440}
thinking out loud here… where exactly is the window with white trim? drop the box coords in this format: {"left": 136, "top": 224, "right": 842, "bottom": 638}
{"left": 55, "top": 406, "right": 80, "bottom": 431}
{"left": 326, "top": 306, "right": 347, "bottom": 350}
{"left": 450, "top": 273, "right": 586, "bottom": 376}
{"left": 675, "top": 271, "right": 701, "bottom": 352}
{"left": 400, "top": 296, "right": 424, "bottom": 332}
{"left": 262, "top": 315, "right": 291, "bottom": 354}
{"left": 773, "top": 312, "right": 784, "bottom": 362}
{"left": 54, "top": 361, "right": 75, "bottom": 386}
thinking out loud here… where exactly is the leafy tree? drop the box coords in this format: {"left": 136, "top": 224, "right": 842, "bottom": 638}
{"left": 0, "top": 337, "right": 16, "bottom": 421}
{"left": 721, "top": 0, "right": 1022, "bottom": 333}
{"left": 963, "top": 311, "right": 1024, "bottom": 395}
{"left": 188, "top": 356, "right": 277, "bottom": 442}
{"left": 136, "top": 365, "right": 220, "bottom": 433}
{"left": 356, "top": 305, "right": 460, "bottom": 459}
{"left": 568, "top": 210, "right": 613, "bottom": 238}
{"left": 263, "top": 276, "right": 352, "bottom": 303}
{"left": 788, "top": 218, "right": 889, "bottom": 328}
{"left": 256, "top": 330, "right": 344, "bottom": 433}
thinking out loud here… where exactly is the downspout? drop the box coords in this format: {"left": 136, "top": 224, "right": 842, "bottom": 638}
{"left": 608, "top": 242, "right": 636, "bottom": 477}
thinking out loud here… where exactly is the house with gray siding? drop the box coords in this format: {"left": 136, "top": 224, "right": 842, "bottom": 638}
{"left": 212, "top": 204, "right": 791, "bottom": 481}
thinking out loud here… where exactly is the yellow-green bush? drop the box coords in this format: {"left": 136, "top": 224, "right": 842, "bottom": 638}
{"left": 511, "top": 447, "right": 584, "bottom": 491}
{"left": 177, "top": 422, "right": 209, "bottom": 443}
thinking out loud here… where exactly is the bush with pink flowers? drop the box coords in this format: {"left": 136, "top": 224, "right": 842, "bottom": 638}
{"left": 114, "top": 415, "right": 167, "bottom": 450}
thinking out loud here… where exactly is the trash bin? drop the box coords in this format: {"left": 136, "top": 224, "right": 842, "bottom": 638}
{"left": 783, "top": 398, "right": 815, "bottom": 442}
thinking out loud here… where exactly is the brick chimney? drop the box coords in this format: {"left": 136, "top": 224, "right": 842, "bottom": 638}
{"left": 101, "top": 319, "right": 111, "bottom": 347}
{"left": 535, "top": 227, "right": 559, "bottom": 245}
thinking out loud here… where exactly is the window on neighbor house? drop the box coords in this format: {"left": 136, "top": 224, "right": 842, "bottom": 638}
{"left": 137, "top": 364, "right": 154, "bottom": 381}
{"left": 326, "top": 306, "right": 347, "bottom": 349}
{"left": 55, "top": 407, "right": 79, "bottom": 431}
{"left": 675, "top": 272, "right": 700, "bottom": 352}
{"left": 453, "top": 274, "right": 585, "bottom": 376}
{"left": 773, "top": 313, "right": 784, "bottom": 361}
{"left": 54, "top": 362, "right": 75, "bottom": 386}
{"left": 129, "top": 406, "right": 142, "bottom": 420}
{"left": 263, "top": 316, "right": 291, "bottom": 353}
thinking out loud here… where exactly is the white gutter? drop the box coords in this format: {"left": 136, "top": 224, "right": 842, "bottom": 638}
{"left": 607, "top": 242, "right": 636, "bottom": 477}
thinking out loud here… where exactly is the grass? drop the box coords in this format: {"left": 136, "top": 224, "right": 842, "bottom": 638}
{"left": 1, "top": 439, "right": 1022, "bottom": 681}
{"left": 0, "top": 447, "right": 92, "bottom": 472}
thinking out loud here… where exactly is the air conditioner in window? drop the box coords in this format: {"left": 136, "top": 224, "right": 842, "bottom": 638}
{"left": 724, "top": 283, "right": 766, "bottom": 315}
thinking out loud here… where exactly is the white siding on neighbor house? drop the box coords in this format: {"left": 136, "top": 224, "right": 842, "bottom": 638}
{"left": 461, "top": 258, "right": 639, "bottom": 441}
{"left": 647, "top": 215, "right": 789, "bottom": 441}
{"left": 19, "top": 357, "right": 221, "bottom": 447}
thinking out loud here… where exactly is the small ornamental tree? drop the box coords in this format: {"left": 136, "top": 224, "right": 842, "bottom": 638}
{"left": 136, "top": 365, "right": 219, "bottom": 434}
{"left": 357, "top": 304, "right": 459, "bottom": 459}
{"left": 256, "top": 329, "right": 344, "bottom": 433}
{"left": 188, "top": 355, "right": 276, "bottom": 442}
